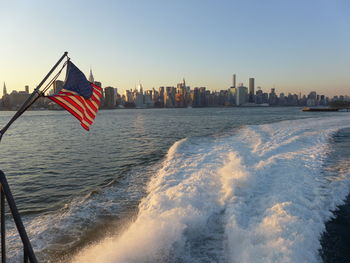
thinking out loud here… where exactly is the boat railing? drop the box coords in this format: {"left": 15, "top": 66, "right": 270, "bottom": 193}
{"left": 0, "top": 170, "right": 37, "bottom": 263}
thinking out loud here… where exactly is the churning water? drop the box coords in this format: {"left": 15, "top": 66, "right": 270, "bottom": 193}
{"left": 0, "top": 108, "right": 349, "bottom": 262}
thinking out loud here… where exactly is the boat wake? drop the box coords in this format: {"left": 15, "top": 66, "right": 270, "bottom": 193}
{"left": 67, "top": 116, "right": 350, "bottom": 263}
{"left": 6, "top": 116, "right": 350, "bottom": 262}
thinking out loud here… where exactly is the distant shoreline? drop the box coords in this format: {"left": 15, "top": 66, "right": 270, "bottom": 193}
{"left": 0, "top": 105, "right": 306, "bottom": 111}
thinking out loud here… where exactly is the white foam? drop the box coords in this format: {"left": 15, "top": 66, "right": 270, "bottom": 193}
{"left": 71, "top": 137, "right": 228, "bottom": 262}
{"left": 67, "top": 116, "right": 350, "bottom": 262}
{"left": 4, "top": 164, "right": 157, "bottom": 262}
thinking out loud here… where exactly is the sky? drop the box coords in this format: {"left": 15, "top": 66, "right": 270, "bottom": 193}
{"left": 0, "top": 0, "right": 349, "bottom": 97}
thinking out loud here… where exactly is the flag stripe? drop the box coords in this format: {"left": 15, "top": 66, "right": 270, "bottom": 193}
{"left": 93, "top": 88, "right": 102, "bottom": 97}
{"left": 85, "top": 98, "right": 98, "bottom": 112}
{"left": 57, "top": 96, "right": 89, "bottom": 122}
{"left": 60, "top": 91, "right": 98, "bottom": 113}
{"left": 91, "top": 93, "right": 100, "bottom": 101}
{"left": 67, "top": 96, "right": 95, "bottom": 122}
{"left": 88, "top": 97, "right": 99, "bottom": 109}
{"left": 52, "top": 96, "right": 92, "bottom": 126}
{"left": 74, "top": 96, "right": 96, "bottom": 119}
{"left": 50, "top": 96, "right": 83, "bottom": 122}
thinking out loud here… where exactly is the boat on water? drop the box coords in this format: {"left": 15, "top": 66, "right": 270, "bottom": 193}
{"left": 302, "top": 107, "right": 339, "bottom": 112}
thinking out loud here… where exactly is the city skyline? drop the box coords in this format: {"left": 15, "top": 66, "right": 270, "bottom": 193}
{"left": 2, "top": 71, "right": 350, "bottom": 99}
{"left": 2, "top": 73, "right": 348, "bottom": 111}
{"left": 1, "top": 0, "right": 349, "bottom": 96}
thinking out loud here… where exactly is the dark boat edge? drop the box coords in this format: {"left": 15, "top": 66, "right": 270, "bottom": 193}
{"left": 302, "top": 107, "right": 349, "bottom": 112}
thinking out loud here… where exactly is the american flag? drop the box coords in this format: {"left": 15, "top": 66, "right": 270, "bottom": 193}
{"left": 48, "top": 61, "right": 102, "bottom": 131}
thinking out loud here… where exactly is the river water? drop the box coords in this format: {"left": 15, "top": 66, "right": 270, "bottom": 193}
{"left": 0, "top": 107, "right": 349, "bottom": 262}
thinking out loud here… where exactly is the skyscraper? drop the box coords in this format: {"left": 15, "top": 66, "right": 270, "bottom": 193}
{"left": 104, "top": 86, "right": 115, "bottom": 108}
{"left": 137, "top": 83, "right": 143, "bottom": 94}
{"left": 269, "top": 88, "right": 278, "bottom": 105}
{"left": 236, "top": 84, "right": 248, "bottom": 106}
{"left": 94, "top": 81, "right": 102, "bottom": 88}
{"left": 233, "top": 74, "right": 236, "bottom": 88}
{"left": 229, "top": 86, "right": 236, "bottom": 105}
{"left": 158, "top": 86, "right": 165, "bottom": 107}
{"left": 249, "top": 78, "right": 255, "bottom": 103}
{"left": 3, "top": 82, "right": 7, "bottom": 96}
{"left": 164, "top": 86, "right": 175, "bottom": 107}
{"left": 53, "top": 80, "right": 64, "bottom": 94}
{"left": 25, "top": 85, "right": 29, "bottom": 94}
{"left": 89, "top": 68, "right": 94, "bottom": 83}
{"left": 193, "top": 87, "right": 200, "bottom": 107}
{"left": 255, "top": 89, "right": 263, "bottom": 104}
{"left": 176, "top": 78, "right": 187, "bottom": 107}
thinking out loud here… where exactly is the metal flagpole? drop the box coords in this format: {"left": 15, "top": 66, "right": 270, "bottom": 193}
{"left": 0, "top": 52, "right": 69, "bottom": 262}
{"left": 0, "top": 51, "right": 68, "bottom": 142}
{"left": 0, "top": 171, "right": 38, "bottom": 262}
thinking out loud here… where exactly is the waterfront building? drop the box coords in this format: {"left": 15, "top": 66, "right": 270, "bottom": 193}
{"left": 249, "top": 78, "right": 255, "bottom": 103}
{"left": 279, "top": 92, "right": 286, "bottom": 106}
{"left": 1, "top": 82, "right": 10, "bottom": 108}
{"left": 137, "top": 83, "right": 143, "bottom": 94}
{"left": 151, "top": 88, "right": 159, "bottom": 104}
{"left": 175, "top": 92, "right": 183, "bottom": 107}
{"left": 262, "top": 93, "right": 269, "bottom": 104}
{"left": 144, "top": 90, "right": 153, "bottom": 107}
{"left": 306, "top": 98, "right": 316, "bottom": 107}
{"left": 3, "top": 82, "right": 7, "bottom": 96}
{"left": 218, "top": 90, "right": 229, "bottom": 106}
{"left": 307, "top": 91, "right": 317, "bottom": 106}
{"left": 286, "top": 93, "right": 298, "bottom": 106}
{"left": 53, "top": 80, "right": 64, "bottom": 94}
{"left": 192, "top": 87, "right": 200, "bottom": 107}
{"left": 158, "top": 86, "right": 165, "bottom": 107}
{"left": 228, "top": 74, "right": 237, "bottom": 105}
{"left": 200, "top": 87, "right": 207, "bottom": 107}
{"left": 228, "top": 86, "right": 236, "bottom": 105}
{"left": 114, "top": 87, "right": 118, "bottom": 102}
{"left": 116, "top": 93, "right": 122, "bottom": 106}
{"left": 134, "top": 92, "right": 144, "bottom": 108}
{"left": 236, "top": 84, "right": 248, "bottom": 106}
{"left": 124, "top": 90, "right": 134, "bottom": 103}
{"left": 185, "top": 86, "right": 191, "bottom": 106}
{"left": 269, "top": 88, "right": 278, "bottom": 105}
{"left": 131, "top": 84, "right": 145, "bottom": 108}
{"left": 104, "top": 86, "right": 115, "bottom": 108}
{"left": 89, "top": 69, "right": 94, "bottom": 83}
{"left": 164, "top": 86, "right": 175, "bottom": 107}
{"left": 7, "top": 90, "right": 30, "bottom": 109}
{"left": 175, "top": 78, "right": 188, "bottom": 107}
{"left": 255, "top": 89, "right": 263, "bottom": 104}
{"left": 299, "top": 95, "right": 307, "bottom": 106}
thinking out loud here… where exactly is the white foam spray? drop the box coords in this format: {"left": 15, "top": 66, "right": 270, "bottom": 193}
{"left": 67, "top": 116, "right": 350, "bottom": 263}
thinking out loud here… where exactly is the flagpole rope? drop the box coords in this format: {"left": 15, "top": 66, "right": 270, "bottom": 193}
{"left": 16, "top": 59, "right": 69, "bottom": 117}
{"left": 41, "top": 58, "right": 70, "bottom": 95}
{"left": 0, "top": 52, "right": 69, "bottom": 142}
